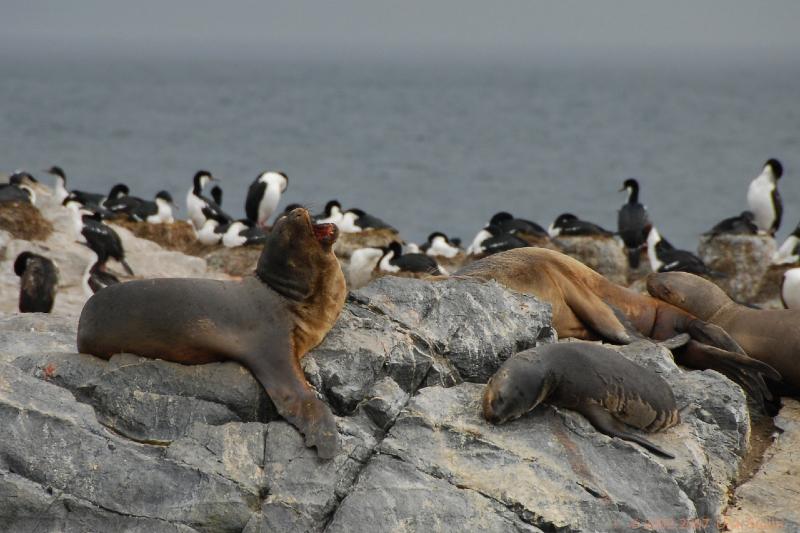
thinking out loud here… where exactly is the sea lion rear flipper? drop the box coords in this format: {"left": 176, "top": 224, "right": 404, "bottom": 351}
{"left": 581, "top": 403, "right": 675, "bottom": 459}
{"left": 680, "top": 340, "right": 782, "bottom": 410}
{"left": 247, "top": 351, "right": 341, "bottom": 459}
{"left": 564, "top": 285, "right": 632, "bottom": 344}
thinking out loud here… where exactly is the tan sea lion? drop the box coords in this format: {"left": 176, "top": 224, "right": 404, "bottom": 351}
{"left": 77, "top": 208, "right": 347, "bottom": 458}
{"left": 455, "top": 248, "right": 781, "bottom": 405}
{"left": 483, "top": 342, "right": 680, "bottom": 458}
{"left": 647, "top": 271, "right": 800, "bottom": 392}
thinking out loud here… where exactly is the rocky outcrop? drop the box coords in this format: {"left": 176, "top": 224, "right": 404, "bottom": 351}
{"left": 698, "top": 234, "right": 776, "bottom": 303}
{"left": 723, "top": 399, "right": 800, "bottom": 532}
{"left": 0, "top": 272, "right": 781, "bottom": 532}
{"left": 555, "top": 235, "right": 628, "bottom": 284}
{"left": 0, "top": 201, "right": 53, "bottom": 241}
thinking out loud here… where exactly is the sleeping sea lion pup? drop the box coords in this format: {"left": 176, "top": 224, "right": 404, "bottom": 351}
{"left": 483, "top": 342, "right": 679, "bottom": 458}
{"left": 77, "top": 208, "right": 347, "bottom": 458}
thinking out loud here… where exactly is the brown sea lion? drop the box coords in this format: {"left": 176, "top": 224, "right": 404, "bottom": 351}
{"left": 77, "top": 208, "right": 347, "bottom": 458}
{"left": 647, "top": 271, "right": 800, "bottom": 392}
{"left": 456, "top": 248, "right": 780, "bottom": 405}
{"left": 483, "top": 342, "right": 679, "bottom": 458}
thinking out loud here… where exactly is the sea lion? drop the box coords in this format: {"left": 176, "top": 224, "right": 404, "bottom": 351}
{"left": 455, "top": 248, "right": 780, "bottom": 406}
{"left": 77, "top": 208, "right": 347, "bottom": 458}
{"left": 647, "top": 271, "right": 800, "bottom": 393}
{"left": 483, "top": 342, "right": 679, "bottom": 458}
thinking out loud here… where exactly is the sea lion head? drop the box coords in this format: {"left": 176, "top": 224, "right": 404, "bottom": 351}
{"left": 483, "top": 352, "right": 554, "bottom": 425}
{"left": 256, "top": 207, "right": 342, "bottom": 301}
{"left": 646, "top": 271, "right": 728, "bottom": 320}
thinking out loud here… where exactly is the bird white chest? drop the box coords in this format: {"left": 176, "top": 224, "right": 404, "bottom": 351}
{"left": 747, "top": 173, "right": 776, "bottom": 232}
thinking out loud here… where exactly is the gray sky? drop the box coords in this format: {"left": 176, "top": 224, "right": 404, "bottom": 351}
{"left": 4, "top": 1, "right": 800, "bottom": 63}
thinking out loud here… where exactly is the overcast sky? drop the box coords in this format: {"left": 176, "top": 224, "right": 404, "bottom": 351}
{"left": 3, "top": 1, "right": 799, "bottom": 63}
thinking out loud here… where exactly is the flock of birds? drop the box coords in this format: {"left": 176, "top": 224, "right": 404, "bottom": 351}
{"left": 4, "top": 157, "right": 800, "bottom": 314}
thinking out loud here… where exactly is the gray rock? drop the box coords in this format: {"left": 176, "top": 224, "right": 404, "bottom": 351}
{"left": 0, "top": 470, "right": 199, "bottom": 533}
{"left": 380, "top": 383, "right": 699, "bottom": 532}
{"left": 326, "top": 455, "right": 542, "bottom": 533}
{"left": 723, "top": 399, "right": 800, "bottom": 532}
{"left": 554, "top": 235, "right": 628, "bottom": 284}
{"left": 698, "top": 234, "right": 776, "bottom": 302}
{"left": 352, "top": 276, "right": 554, "bottom": 382}
{"left": 0, "top": 363, "right": 257, "bottom": 532}
{"left": 359, "top": 377, "right": 410, "bottom": 430}
{"left": 0, "top": 313, "right": 77, "bottom": 363}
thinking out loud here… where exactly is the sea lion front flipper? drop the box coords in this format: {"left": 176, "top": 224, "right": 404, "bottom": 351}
{"left": 246, "top": 350, "right": 340, "bottom": 459}
{"left": 564, "top": 285, "right": 632, "bottom": 344}
{"left": 687, "top": 319, "right": 747, "bottom": 355}
{"left": 580, "top": 403, "right": 675, "bottom": 459}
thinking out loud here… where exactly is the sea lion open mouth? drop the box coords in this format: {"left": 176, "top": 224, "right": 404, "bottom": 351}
{"left": 313, "top": 223, "right": 338, "bottom": 246}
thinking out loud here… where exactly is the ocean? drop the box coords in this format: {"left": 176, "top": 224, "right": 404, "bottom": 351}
{"left": 2, "top": 55, "right": 798, "bottom": 249}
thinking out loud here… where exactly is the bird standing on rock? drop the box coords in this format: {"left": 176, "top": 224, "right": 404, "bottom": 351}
{"left": 617, "top": 178, "right": 651, "bottom": 268}
{"left": 747, "top": 158, "right": 783, "bottom": 236}
{"left": 14, "top": 251, "right": 59, "bottom": 313}
{"left": 245, "top": 171, "right": 288, "bottom": 228}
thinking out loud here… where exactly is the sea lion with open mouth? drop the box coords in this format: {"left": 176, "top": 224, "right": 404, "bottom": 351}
{"left": 77, "top": 207, "right": 347, "bottom": 458}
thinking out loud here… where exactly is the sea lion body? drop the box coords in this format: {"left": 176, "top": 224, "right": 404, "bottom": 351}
{"left": 78, "top": 208, "right": 346, "bottom": 458}
{"left": 483, "top": 342, "right": 679, "bottom": 458}
{"left": 648, "top": 272, "right": 800, "bottom": 391}
{"left": 456, "top": 248, "right": 781, "bottom": 406}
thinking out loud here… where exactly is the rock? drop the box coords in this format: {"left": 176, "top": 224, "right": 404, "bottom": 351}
{"left": 111, "top": 219, "right": 210, "bottom": 257}
{"left": 326, "top": 456, "right": 542, "bottom": 533}
{"left": 554, "top": 235, "right": 628, "bottom": 284}
{"left": 83, "top": 353, "right": 277, "bottom": 443}
{"left": 352, "top": 276, "right": 554, "bottom": 382}
{"left": 0, "top": 313, "right": 77, "bottom": 363}
{"left": 0, "top": 201, "right": 53, "bottom": 241}
{"left": 360, "top": 377, "right": 409, "bottom": 430}
{"left": 698, "top": 234, "right": 776, "bottom": 303}
{"left": 0, "top": 470, "right": 198, "bottom": 533}
{"left": 111, "top": 223, "right": 208, "bottom": 279}
{"left": 0, "top": 363, "right": 257, "bottom": 532}
{"left": 723, "top": 399, "right": 800, "bottom": 532}
{"left": 0, "top": 229, "right": 11, "bottom": 259}
{"left": 204, "top": 246, "right": 262, "bottom": 277}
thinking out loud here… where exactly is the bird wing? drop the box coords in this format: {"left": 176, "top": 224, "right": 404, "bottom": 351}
{"left": 245, "top": 180, "right": 266, "bottom": 222}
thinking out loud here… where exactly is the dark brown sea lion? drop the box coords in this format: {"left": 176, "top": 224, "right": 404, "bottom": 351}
{"left": 77, "top": 208, "right": 347, "bottom": 458}
{"left": 483, "top": 342, "right": 679, "bottom": 458}
{"left": 647, "top": 271, "right": 799, "bottom": 392}
{"left": 456, "top": 248, "right": 780, "bottom": 405}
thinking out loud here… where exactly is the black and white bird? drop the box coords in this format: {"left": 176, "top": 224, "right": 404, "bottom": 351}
{"left": 339, "top": 208, "right": 396, "bottom": 233}
{"left": 617, "top": 178, "right": 652, "bottom": 268}
{"left": 315, "top": 200, "right": 345, "bottom": 225}
{"left": 549, "top": 213, "right": 613, "bottom": 238}
{"left": 222, "top": 219, "right": 267, "bottom": 248}
{"left": 1, "top": 171, "right": 38, "bottom": 190}
{"left": 379, "top": 241, "right": 445, "bottom": 275}
{"left": 773, "top": 221, "right": 800, "bottom": 265}
{"left": 46, "top": 166, "right": 106, "bottom": 207}
{"left": 703, "top": 211, "right": 759, "bottom": 239}
{"left": 746, "top": 158, "right": 783, "bottom": 236}
{"left": 63, "top": 198, "right": 134, "bottom": 275}
{"left": 646, "top": 227, "right": 713, "bottom": 276}
{"left": 489, "top": 212, "right": 548, "bottom": 238}
{"left": 121, "top": 191, "right": 176, "bottom": 223}
{"left": 245, "top": 171, "right": 288, "bottom": 227}
{"left": 80, "top": 243, "right": 120, "bottom": 296}
{"left": 14, "top": 251, "right": 59, "bottom": 313}
{"left": 419, "top": 232, "right": 461, "bottom": 258}
{"left": 780, "top": 268, "right": 800, "bottom": 309}
{"left": 346, "top": 246, "right": 384, "bottom": 289}
{"left": 102, "top": 183, "right": 130, "bottom": 209}
{"left": 466, "top": 225, "right": 529, "bottom": 257}
{"left": 0, "top": 182, "right": 36, "bottom": 204}
{"left": 195, "top": 206, "right": 231, "bottom": 245}
{"left": 187, "top": 170, "right": 232, "bottom": 229}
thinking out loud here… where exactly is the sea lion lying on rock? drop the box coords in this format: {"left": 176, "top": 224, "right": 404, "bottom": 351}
{"left": 484, "top": 342, "right": 680, "bottom": 458}
{"left": 456, "top": 248, "right": 780, "bottom": 406}
{"left": 648, "top": 271, "right": 799, "bottom": 395}
{"left": 77, "top": 208, "right": 347, "bottom": 458}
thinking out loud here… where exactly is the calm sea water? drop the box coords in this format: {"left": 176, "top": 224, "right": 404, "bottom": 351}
{"left": 2, "top": 56, "right": 798, "bottom": 249}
